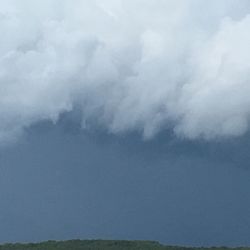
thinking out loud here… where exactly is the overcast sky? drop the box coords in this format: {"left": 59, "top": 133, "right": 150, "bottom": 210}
{"left": 0, "top": 112, "right": 250, "bottom": 246}
{"left": 1, "top": 0, "right": 250, "bottom": 247}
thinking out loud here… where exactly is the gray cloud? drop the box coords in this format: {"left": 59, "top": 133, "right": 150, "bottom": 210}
{"left": 1, "top": 0, "right": 250, "bottom": 142}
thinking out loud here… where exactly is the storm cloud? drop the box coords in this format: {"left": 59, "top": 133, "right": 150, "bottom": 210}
{"left": 1, "top": 0, "right": 250, "bottom": 142}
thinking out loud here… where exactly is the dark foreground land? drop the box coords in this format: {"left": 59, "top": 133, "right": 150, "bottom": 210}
{"left": 0, "top": 240, "right": 249, "bottom": 250}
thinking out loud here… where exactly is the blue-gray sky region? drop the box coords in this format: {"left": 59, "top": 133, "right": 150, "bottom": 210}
{"left": 0, "top": 113, "right": 250, "bottom": 246}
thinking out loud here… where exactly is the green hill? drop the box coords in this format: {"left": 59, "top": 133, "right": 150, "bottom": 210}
{"left": 0, "top": 240, "right": 248, "bottom": 250}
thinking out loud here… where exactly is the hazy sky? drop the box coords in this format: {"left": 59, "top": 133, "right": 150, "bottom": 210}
{"left": 1, "top": 0, "right": 250, "bottom": 247}
{"left": 0, "top": 112, "right": 250, "bottom": 246}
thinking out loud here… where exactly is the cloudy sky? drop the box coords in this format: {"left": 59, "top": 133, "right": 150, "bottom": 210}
{"left": 1, "top": 0, "right": 250, "bottom": 246}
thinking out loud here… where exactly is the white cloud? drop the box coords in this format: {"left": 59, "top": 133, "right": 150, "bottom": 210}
{"left": 0, "top": 0, "right": 250, "bottom": 142}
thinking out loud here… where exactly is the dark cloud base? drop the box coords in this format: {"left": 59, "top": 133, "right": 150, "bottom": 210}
{"left": 0, "top": 111, "right": 250, "bottom": 246}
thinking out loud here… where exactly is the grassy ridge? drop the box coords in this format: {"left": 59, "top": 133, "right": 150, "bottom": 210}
{"left": 0, "top": 240, "right": 249, "bottom": 250}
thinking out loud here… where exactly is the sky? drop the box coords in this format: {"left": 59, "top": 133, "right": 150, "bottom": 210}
{"left": 1, "top": 0, "right": 250, "bottom": 247}
{"left": 1, "top": 113, "right": 250, "bottom": 246}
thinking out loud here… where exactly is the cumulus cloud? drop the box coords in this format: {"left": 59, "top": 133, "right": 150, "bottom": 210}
{"left": 0, "top": 0, "right": 250, "bottom": 142}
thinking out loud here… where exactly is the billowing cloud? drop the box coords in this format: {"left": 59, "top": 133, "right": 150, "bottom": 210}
{"left": 1, "top": 0, "right": 250, "bottom": 142}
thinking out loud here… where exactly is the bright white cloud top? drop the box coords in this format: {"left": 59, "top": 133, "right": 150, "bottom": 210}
{"left": 1, "top": 0, "right": 250, "bottom": 142}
